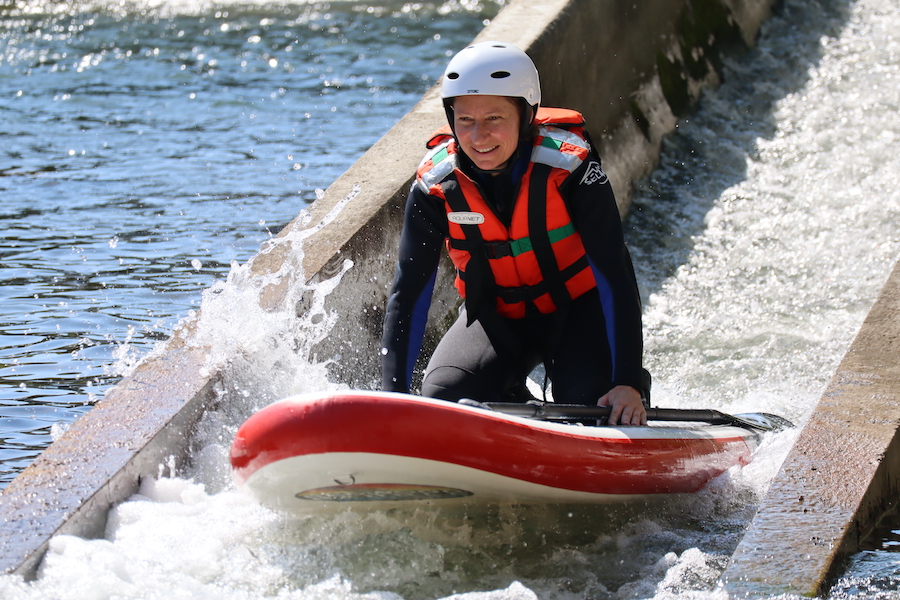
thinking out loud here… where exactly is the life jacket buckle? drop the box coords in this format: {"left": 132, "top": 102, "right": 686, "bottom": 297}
{"left": 484, "top": 241, "right": 513, "bottom": 259}
{"left": 498, "top": 283, "right": 545, "bottom": 305}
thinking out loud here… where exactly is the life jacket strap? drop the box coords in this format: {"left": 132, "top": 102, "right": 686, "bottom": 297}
{"left": 527, "top": 163, "right": 574, "bottom": 312}
{"left": 458, "top": 254, "right": 589, "bottom": 305}
{"left": 449, "top": 222, "right": 576, "bottom": 259}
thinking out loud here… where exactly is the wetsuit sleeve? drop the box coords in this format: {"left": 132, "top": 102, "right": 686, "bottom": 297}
{"left": 381, "top": 183, "right": 448, "bottom": 393}
{"left": 563, "top": 155, "right": 645, "bottom": 392}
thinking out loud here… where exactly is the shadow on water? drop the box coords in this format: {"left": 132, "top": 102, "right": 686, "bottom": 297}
{"left": 623, "top": 0, "right": 854, "bottom": 301}
{"left": 832, "top": 502, "right": 900, "bottom": 598}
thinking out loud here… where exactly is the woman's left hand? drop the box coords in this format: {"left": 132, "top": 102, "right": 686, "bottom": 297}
{"left": 598, "top": 385, "right": 647, "bottom": 426}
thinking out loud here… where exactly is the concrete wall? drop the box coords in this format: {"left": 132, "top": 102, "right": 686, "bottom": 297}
{"left": 0, "top": 0, "right": 777, "bottom": 578}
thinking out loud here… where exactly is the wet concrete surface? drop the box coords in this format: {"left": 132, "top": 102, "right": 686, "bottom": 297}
{"left": 0, "top": 346, "right": 218, "bottom": 577}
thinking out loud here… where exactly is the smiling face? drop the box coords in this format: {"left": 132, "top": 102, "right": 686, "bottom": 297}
{"left": 451, "top": 95, "right": 522, "bottom": 172}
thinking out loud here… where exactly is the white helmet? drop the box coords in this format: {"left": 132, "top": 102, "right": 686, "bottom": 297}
{"left": 441, "top": 41, "right": 541, "bottom": 108}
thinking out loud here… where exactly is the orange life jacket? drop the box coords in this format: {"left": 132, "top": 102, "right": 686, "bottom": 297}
{"left": 415, "top": 108, "right": 597, "bottom": 319}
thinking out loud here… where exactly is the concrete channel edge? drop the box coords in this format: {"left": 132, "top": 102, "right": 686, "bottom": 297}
{"left": 722, "top": 258, "right": 900, "bottom": 597}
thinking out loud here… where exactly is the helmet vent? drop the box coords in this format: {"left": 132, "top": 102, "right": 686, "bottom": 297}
{"left": 490, "top": 71, "right": 511, "bottom": 79}
{"left": 447, "top": 72, "right": 460, "bottom": 80}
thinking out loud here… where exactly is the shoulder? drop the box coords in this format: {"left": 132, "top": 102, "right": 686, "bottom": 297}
{"left": 576, "top": 159, "right": 610, "bottom": 187}
{"left": 532, "top": 125, "right": 591, "bottom": 173}
{"left": 415, "top": 137, "right": 459, "bottom": 194}
{"left": 533, "top": 108, "right": 610, "bottom": 188}
{"left": 529, "top": 107, "right": 592, "bottom": 174}
{"left": 534, "top": 107, "right": 585, "bottom": 128}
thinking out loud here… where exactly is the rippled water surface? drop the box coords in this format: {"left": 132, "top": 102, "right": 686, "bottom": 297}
{"left": 0, "top": 0, "right": 501, "bottom": 487}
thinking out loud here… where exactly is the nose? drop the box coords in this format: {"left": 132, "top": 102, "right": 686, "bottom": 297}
{"left": 471, "top": 120, "right": 488, "bottom": 144}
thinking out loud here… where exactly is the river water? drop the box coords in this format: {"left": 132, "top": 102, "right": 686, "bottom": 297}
{"left": 1, "top": 0, "right": 899, "bottom": 598}
{"left": 0, "top": 0, "right": 499, "bottom": 486}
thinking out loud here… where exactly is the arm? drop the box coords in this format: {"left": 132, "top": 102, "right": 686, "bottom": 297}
{"left": 564, "top": 157, "right": 646, "bottom": 424}
{"left": 381, "top": 184, "right": 447, "bottom": 393}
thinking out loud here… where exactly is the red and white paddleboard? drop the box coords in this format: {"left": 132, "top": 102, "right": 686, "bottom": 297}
{"left": 230, "top": 391, "right": 758, "bottom": 510}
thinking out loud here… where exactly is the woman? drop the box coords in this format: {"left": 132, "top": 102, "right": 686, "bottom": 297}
{"left": 381, "top": 41, "right": 647, "bottom": 425}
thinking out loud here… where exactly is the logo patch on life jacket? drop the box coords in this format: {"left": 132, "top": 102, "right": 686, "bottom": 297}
{"left": 448, "top": 211, "right": 485, "bottom": 225}
{"left": 580, "top": 161, "right": 608, "bottom": 186}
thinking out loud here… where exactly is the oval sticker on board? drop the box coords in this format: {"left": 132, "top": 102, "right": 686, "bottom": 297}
{"left": 448, "top": 211, "right": 485, "bottom": 225}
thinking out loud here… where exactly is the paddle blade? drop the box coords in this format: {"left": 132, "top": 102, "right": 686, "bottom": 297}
{"left": 729, "top": 412, "right": 795, "bottom": 432}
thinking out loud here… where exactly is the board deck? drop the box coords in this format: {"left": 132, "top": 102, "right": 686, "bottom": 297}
{"left": 230, "top": 391, "right": 759, "bottom": 510}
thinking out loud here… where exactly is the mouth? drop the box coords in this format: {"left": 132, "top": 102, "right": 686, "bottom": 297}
{"left": 473, "top": 145, "right": 499, "bottom": 154}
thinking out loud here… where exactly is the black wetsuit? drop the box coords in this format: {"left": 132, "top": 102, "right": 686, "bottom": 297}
{"left": 381, "top": 138, "right": 644, "bottom": 404}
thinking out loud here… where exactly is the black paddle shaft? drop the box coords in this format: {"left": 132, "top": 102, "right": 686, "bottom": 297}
{"left": 477, "top": 402, "right": 793, "bottom": 432}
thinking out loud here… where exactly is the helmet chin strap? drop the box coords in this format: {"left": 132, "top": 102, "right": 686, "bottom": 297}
{"left": 520, "top": 103, "right": 538, "bottom": 139}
